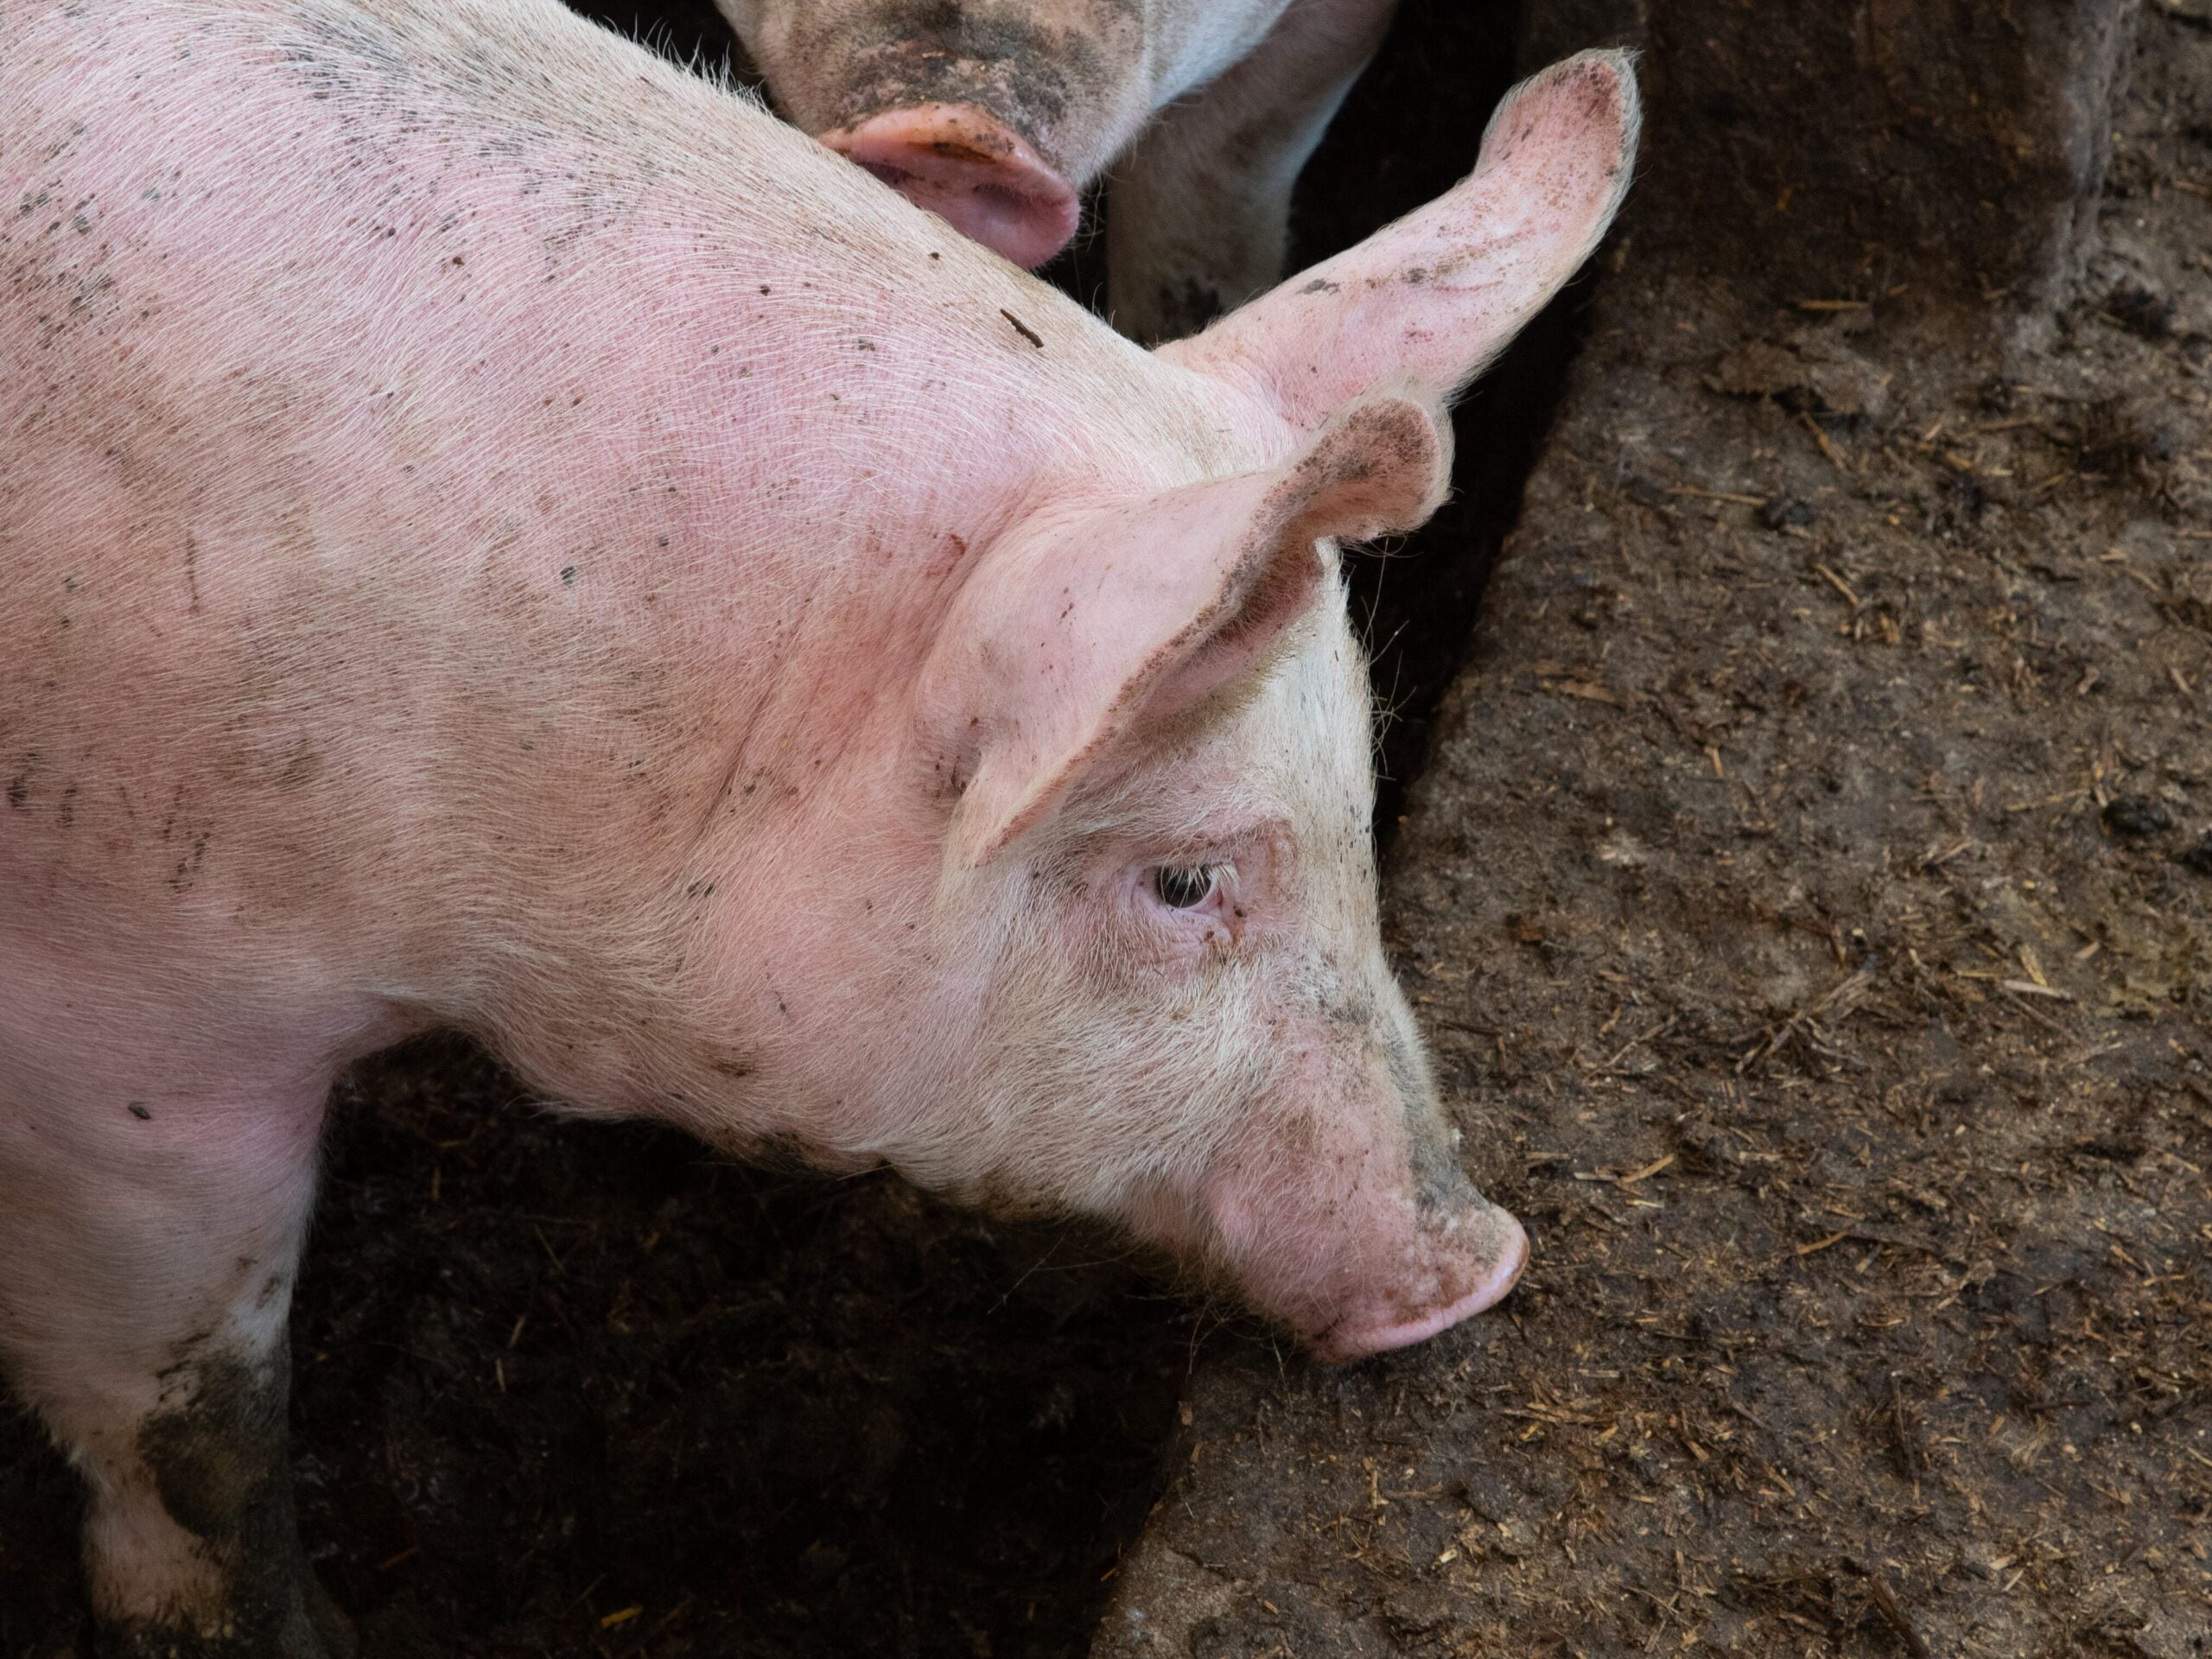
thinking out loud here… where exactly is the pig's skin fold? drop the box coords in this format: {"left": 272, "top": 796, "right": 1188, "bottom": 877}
{"left": 0, "top": 4, "right": 1637, "bottom": 1649}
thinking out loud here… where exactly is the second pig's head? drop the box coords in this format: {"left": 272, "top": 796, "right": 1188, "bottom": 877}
{"left": 714, "top": 0, "right": 1185, "bottom": 268}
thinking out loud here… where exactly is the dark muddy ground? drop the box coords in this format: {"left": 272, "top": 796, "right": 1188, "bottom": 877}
{"left": 1099, "top": 7, "right": 2212, "bottom": 1658}
{"left": 0, "top": 3, "right": 1539, "bottom": 1656}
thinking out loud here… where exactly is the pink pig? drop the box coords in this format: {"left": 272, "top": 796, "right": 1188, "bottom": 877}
{"left": 717, "top": 0, "right": 1406, "bottom": 340}
{"left": 0, "top": 2, "right": 1637, "bottom": 1651}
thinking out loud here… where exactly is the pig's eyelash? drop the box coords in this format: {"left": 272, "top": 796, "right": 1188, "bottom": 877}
{"left": 1150, "top": 861, "right": 1237, "bottom": 912}
{"left": 1153, "top": 865, "right": 1212, "bottom": 909}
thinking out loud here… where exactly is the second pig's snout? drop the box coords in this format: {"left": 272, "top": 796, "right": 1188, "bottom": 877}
{"left": 822, "top": 102, "right": 1079, "bottom": 268}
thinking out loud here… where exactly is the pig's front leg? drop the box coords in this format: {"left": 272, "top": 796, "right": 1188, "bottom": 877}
{"left": 1105, "top": 0, "right": 1398, "bottom": 344}
{"left": 0, "top": 1064, "right": 350, "bottom": 1658}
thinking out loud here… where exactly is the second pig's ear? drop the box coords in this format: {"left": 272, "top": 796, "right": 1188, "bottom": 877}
{"left": 1160, "top": 49, "right": 1640, "bottom": 430}
{"left": 920, "top": 395, "right": 1448, "bottom": 868}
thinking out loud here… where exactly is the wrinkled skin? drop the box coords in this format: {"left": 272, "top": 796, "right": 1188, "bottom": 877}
{"left": 0, "top": 2, "right": 1637, "bottom": 1652}
{"left": 717, "top": 0, "right": 1402, "bottom": 340}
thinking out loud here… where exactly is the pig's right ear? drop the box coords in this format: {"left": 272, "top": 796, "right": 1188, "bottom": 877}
{"left": 919, "top": 396, "right": 1447, "bottom": 868}
{"left": 1160, "top": 49, "right": 1640, "bottom": 431}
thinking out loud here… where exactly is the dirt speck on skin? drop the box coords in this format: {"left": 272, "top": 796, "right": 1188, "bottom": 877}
{"left": 140, "top": 1350, "right": 287, "bottom": 1545}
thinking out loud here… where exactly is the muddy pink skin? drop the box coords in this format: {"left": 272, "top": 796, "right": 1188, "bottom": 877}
{"left": 0, "top": 3, "right": 1636, "bottom": 1652}
{"left": 720, "top": 0, "right": 1404, "bottom": 341}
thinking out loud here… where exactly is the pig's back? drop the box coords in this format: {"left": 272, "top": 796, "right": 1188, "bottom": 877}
{"left": 3, "top": 1, "right": 556, "bottom": 941}
{"left": 0, "top": 0, "right": 1262, "bottom": 998}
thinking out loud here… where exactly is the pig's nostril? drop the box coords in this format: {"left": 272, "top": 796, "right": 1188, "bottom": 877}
{"left": 922, "top": 141, "right": 1000, "bottom": 166}
{"left": 856, "top": 158, "right": 922, "bottom": 190}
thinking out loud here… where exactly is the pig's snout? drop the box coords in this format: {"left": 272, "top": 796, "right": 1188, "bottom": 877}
{"left": 1200, "top": 1149, "right": 1529, "bottom": 1367}
{"left": 821, "top": 103, "right": 1078, "bottom": 269}
{"left": 1307, "top": 1204, "right": 1529, "bottom": 1364}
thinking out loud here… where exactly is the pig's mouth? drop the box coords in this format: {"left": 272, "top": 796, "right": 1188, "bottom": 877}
{"left": 1305, "top": 1218, "right": 1529, "bottom": 1364}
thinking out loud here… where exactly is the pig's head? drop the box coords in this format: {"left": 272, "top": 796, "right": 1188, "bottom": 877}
{"left": 713, "top": 0, "right": 1200, "bottom": 268}
{"left": 893, "top": 390, "right": 1525, "bottom": 1361}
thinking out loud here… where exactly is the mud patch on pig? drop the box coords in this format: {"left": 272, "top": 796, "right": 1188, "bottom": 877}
{"left": 1389, "top": 1033, "right": 1472, "bottom": 1214}
{"left": 292, "top": 6, "right": 420, "bottom": 88}
{"left": 120, "top": 1346, "right": 354, "bottom": 1659}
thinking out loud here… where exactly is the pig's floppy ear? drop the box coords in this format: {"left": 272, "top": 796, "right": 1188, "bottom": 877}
{"left": 922, "top": 396, "right": 1447, "bottom": 868}
{"left": 1160, "top": 49, "right": 1641, "bottom": 430}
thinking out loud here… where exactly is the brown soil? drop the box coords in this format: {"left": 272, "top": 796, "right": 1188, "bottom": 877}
{"left": 1097, "top": 7, "right": 2212, "bottom": 1657}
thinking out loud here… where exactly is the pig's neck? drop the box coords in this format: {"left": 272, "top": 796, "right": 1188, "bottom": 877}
{"left": 409, "top": 353, "right": 1021, "bottom": 1122}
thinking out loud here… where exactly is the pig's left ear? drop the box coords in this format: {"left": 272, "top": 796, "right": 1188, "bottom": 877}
{"left": 1159, "top": 49, "right": 1641, "bottom": 430}
{"left": 921, "top": 395, "right": 1447, "bottom": 868}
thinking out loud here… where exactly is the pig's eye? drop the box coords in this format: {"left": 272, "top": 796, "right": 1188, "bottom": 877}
{"left": 1154, "top": 865, "right": 1219, "bottom": 909}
